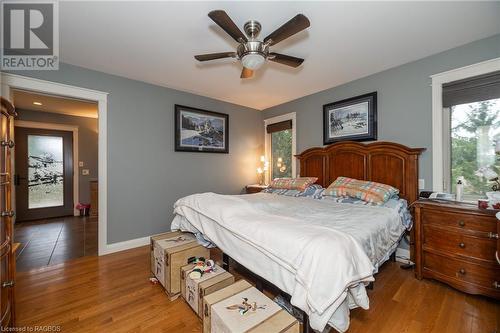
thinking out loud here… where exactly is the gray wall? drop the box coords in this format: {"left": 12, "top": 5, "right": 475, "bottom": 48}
{"left": 16, "top": 109, "right": 98, "bottom": 204}
{"left": 9, "top": 63, "right": 262, "bottom": 243}
{"left": 262, "top": 34, "right": 500, "bottom": 191}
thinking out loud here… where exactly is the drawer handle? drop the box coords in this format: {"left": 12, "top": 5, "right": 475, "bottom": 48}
{"left": 0, "top": 211, "right": 14, "bottom": 217}
{"left": 494, "top": 281, "right": 500, "bottom": 289}
{"left": 0, "top": 140, "right": 14, "bottom": 148}
{"left": 458, "top": 242, "right": 466, "bottom": 249}
{"left": 2, "top": 280, "right": 14, "bottom": 288}
{"left": 458, "top": 220, "right": 465, "bottom": 227}
{"left": 488, "top": 232, "right": 499, "bottom": 239}
{"left": 458, "top": 268, "right": 466, "bottom": 275}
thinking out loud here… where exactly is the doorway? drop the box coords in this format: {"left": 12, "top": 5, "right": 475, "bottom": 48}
{"left": 11, "top": 89, "right": 99, "bottom": 271}
{"left": 15, "top": 127, "right": 74, "bottom": 221}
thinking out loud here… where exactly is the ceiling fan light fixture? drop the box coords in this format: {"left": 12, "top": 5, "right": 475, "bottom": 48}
{"left": 241, "top": 53, "right": 265, "bottom": 70}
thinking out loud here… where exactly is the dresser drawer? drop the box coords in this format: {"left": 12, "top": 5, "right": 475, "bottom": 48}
{"left": 423, "top": 225, "right": 497, "bottom": 262}
{"left": 422, "top": 209, "right": 496, "bottom": 233}
{"left": 424, "top": 252, "right": 500, "bottom": 293}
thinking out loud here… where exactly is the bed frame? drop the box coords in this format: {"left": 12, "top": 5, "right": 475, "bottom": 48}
{"left": 296, "top": 141, "right": 425, "bottom": 204}
{"left": 224, "top": 141, "right": 425, "bottom": 333}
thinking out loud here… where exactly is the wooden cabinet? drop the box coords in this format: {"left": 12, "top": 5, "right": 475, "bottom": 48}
{"left": 90, "top": 180, "right": 98, "bottom": 217}
{"left": 245, "top": 184, "right": 268, "bottom": 194}
{"left": 414, "top": 200, "right": 500, "bottom": 299}
{"left": 1, "top": 97, "right": 17, "bottom": 329}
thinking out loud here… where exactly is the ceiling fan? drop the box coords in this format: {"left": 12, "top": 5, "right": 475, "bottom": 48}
{"left": 194, "top": 10, "right": 310, "bottom": 79}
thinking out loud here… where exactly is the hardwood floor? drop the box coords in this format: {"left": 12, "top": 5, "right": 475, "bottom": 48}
{"left": 15, "top": 246, "right": 499, "bottom": 333}
{"left": 14, "top": 216, "right": 97, "bottom": 271}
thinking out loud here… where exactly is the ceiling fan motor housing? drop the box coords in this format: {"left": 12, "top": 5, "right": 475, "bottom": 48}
{"left": 243, "top": 20, "right": 262, "bottom": 39}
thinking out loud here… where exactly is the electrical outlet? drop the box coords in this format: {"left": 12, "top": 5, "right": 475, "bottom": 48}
{"left": 78, "top": 161, "right": 84, "bottom": 167}
{"left": 82, "top": 169, "right": 89, "bottom": 176}
{"left": 418, "top": 179, "right": 425, "bottom": 189}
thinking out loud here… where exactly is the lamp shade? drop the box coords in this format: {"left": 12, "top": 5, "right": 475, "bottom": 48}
{"left": 241, "top": 53, "right": 265, "bottom": 70}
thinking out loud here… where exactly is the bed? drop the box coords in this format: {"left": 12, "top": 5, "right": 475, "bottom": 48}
{"left": 171, "top": 141, "right": 424, "bottom": 332}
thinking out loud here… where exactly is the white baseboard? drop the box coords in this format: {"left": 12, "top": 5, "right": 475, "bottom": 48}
{"left": 99, "top": 236, "right": 150, "bottom": 256}
{"left": 395, "top": 248, "right": 411, "bottom": 264}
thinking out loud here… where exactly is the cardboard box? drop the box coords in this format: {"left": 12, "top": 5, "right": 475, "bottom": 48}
{"left": 151, "top": 231, "right": 210, "bottom": 299}
{"left": 181, "top": 263, "right": 235, "bottom": 317}
{"left": 202, "top": 280, "right": 299, "bottom": 333}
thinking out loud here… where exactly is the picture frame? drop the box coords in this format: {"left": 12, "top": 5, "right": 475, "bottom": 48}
{"left": 174, "top": 104, "right": 229, "bottom": 153}
{"left": 323, "top": 92, "right": 377, "bottom": 144}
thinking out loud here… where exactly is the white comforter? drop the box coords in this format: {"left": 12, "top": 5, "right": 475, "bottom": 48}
{"left": 172, "top": 192, "right": 404, "bottom": 332}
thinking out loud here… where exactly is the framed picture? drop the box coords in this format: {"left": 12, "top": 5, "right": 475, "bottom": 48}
{"left": 175, "top": 104, "right": 229, "bottom": 153}
{"left": 323, "top": 92, "right": 377, "bottom": 144}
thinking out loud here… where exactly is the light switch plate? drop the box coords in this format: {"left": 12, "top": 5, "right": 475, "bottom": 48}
{"left": 418, "top": 179, "right": 425, "bottom": 189}
{"left": 82, "top": 169, "right": 89, "bottom": 176}
{"left": 78, "top": 161, "right": 84, "bottom": 167}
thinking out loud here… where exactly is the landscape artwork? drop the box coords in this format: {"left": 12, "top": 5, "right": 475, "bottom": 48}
{"left": 323, "top": 92, "right": 377, "bottom": 144}
{"left": 175, "top": 105, "right": 229, "bottom": 153}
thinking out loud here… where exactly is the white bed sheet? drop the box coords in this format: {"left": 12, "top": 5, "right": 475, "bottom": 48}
{"left": 171, "top": 193, "right": 406, "bottom": 332}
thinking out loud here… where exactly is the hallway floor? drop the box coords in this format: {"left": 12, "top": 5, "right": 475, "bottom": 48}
{"left": 14, "top": 216, "right": 98, "bottom": 272}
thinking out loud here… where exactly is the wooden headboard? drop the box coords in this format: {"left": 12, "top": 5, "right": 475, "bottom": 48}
{"left": 296, "top": 141, "right": 425, "bottom": 204}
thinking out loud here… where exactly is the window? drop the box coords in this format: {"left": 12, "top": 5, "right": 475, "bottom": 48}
{"left": 264, "top": 113, "right": 296, "bottom": 182}
{"left": 441, "top": 70, "right": 500, "bottom": 200}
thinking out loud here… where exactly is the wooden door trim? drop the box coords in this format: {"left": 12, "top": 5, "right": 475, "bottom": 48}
{"left": 15, "top": 120, "right": 79, "bottom": 216}
{"left": 1, "top": 73, "right": 112, "bottom": 256}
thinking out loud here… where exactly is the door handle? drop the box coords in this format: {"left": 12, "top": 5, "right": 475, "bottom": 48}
{"left": 13, "top": 174, "right": 26, "bottom": 186}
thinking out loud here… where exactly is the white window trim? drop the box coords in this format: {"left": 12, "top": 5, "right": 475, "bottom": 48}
{"left": 431, "top": 57, "right": 500, "bottom": 191}
{"left": 263, "top": 112, "right": 297, "bottom": 183}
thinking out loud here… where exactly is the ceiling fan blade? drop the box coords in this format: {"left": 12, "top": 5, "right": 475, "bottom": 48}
{"left": 264, "top": 14, "right": 310, "bottom": 46}
{"left": 194, "top": 52, "right": 236, "bottom": 61}
{"left": 240, "top": 67, "right": 254, "bottom": 79}
{"left": 268, "top": 53, "right": 304, "bottom": 68}
{"left": 208, "top": 10, "right": 248, "bottom": 43}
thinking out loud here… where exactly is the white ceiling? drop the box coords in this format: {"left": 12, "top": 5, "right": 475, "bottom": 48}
{"left": 13, "top": 89, "right": 98, "bottom": 118}
{"left": 59, "top": 1, "right": 500, "bottom": 110}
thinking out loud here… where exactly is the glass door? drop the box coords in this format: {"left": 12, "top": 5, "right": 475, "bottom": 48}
{"left": 14, "top": 127, "right": 73, "bottom": 221}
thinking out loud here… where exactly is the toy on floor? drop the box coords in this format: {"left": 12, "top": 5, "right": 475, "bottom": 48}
{"left": 188, "top": 257, "right": 216, "bottom": 280}
{"left": 149, "top": 277, "right": 159, "bottom": 284}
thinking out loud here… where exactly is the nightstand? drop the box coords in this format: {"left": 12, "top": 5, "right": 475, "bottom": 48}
{"left": 245, "top": 184, "right": 268, "bottom": 194}
{"left": 413, "top": 199, "right": 500, "bottom": 299}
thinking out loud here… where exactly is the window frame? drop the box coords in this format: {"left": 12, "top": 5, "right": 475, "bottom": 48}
{"left": 431, "top": 57, "right": 500, "bottom": 192}
{"left": 264, "top": 112, "right": 297, "bottom": 183}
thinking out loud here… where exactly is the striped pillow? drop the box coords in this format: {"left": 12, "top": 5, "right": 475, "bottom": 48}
{"left": 324, "top": 176, "right": 399, "bottom": 204}
{"left": 269, "top": 177, "right": 318, "bottom": 192}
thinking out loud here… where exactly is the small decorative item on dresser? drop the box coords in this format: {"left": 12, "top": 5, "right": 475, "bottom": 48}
{"left": 413, "top": 199, "right": 500, "bottom": 299}
{"left": 245, "top": 184, "right": 268, "bottom": 194}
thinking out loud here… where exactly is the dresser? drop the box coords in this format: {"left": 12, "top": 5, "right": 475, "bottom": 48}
{"left": 1, "top": 97, "right": 17, "bottom": 329}
{"left": 413, "top": 199, "right": 500, "bottom": 299}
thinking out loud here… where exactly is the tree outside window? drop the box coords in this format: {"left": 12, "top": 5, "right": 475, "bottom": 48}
{"left": 451, "top": 99, "right": 500, "bottom": 199}
{"left": 271, "top": 129, "right": 292, "bottom": 179}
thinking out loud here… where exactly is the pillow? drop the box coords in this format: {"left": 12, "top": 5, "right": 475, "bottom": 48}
{"left": 269, "top": 177, "right": 318, "bottom": 192}
{"left": 323, "top": 176, "right": 399, "bottom": 204}
{"left": 262, "top": 184, "right": 324, "bottom": 199}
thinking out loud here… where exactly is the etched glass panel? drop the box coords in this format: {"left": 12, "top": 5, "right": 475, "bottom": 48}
{"left": 28, "top": 135, "right": 64, "bottom": 209}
